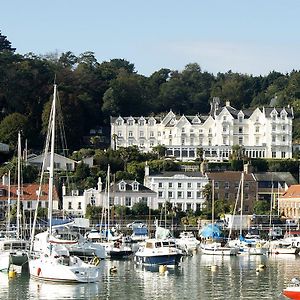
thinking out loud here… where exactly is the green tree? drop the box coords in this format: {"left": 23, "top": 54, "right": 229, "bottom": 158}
{"left": 132, "top": 202, "right": 149, "bottom": 216}
{"left": 0, "top": 31, "right": 16, "bottom": 52}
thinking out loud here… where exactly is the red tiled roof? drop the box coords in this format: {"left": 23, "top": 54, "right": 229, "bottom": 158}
{"left": 281, "top": 185, "right": 300, "bottom": 199}
{"left": 0, "top": 183, "right": 59, "bottom": 201}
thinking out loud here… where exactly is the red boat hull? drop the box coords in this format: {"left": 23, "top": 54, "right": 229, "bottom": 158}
{"left": 283, "top": 289, "right": 300, "bottom": 299}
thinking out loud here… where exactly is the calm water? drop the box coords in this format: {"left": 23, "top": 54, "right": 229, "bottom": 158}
{"left": 0, "top": 253, "right": 298, "bottom": 300}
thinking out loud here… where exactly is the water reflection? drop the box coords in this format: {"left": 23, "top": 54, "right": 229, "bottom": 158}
{"left": 0, "top": 254, "right": 300, "bottom": 299}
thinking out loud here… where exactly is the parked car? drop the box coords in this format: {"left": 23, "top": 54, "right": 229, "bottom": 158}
{"left": 126, "top": 220, "right": 146, "bottom": 229}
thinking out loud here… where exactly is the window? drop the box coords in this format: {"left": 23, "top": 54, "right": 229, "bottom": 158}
{"left": 109, "top": 197, "right": 114, "bottom": 206}
{"left": 129, "top": 131, "right": 133, "bottom": 137}
{"left": 132, "top": 182, "right": 139, "bottom": 191}
{"left": 238, "top": 116, "right": 243, "bottom": 122}
{"left": 128, "top": 120, "right": 134, "bottom": 125}
{"left": 223, "top": 116, "right": 227, "bottom": 121}
{"left": 158, "top": 191, "right": 163, "bottom": 198}
{"left": 78, "top": 202, "right": 82, "bottom": 209}
{"left": 158, "top": 182, "right": 163, "bottom": 188}
{"left": 223, "top": 126, "right": 227, "bottom": 132}
{"left": 125, "top": 197, "right": 132, "bottom": 206}
{"left": 282, "top": 125, "right": 286, "bottom": 131}
{"left": 140, "top": 197, "right": 147, "bottom": 204}
{"left": 27, "top": 202, "right": 31, "bottom": 209}
{"left": 238, "top": 137, "right": 243, "bottom": 145}
{"left": 272, "top": 125, "right": 276, "bottom": 131}
{"left": 272, "top": 135, "right": 276, "bottom": 143}
{"left": 196, "top": 191, "right": 202, "bottom": 198}
{"left": 186, "top": 203, "right": 192, "bottom": 211}
{"left": 168, "top": 191, "right": 173, "bottom": 198}
{"left": 281, "top": 152, "right": 286, "bottom": 158}
{"left": 272, "top": 151, "right": 276, "bottom": 158}
{"left": 244, "top": 193, "right": 249, "bottom": 200}
{"left": 120, "top": 182, "right": 126, "bottom": 191}
{"left": 54, "top": 162, "right": 60, "bottom": 169}
{"left": 214, "top": 182, "right": 219, "bottom": 189}
{"left": 224, "top": 182, "right": 229, "bottom": 189}
{"left": 90, "top": 195, "right": 96, "bottom": 206}
{"left": 116, "top": 120, "right": 122, "bottom": 126}
{"left": 178, "top": 183, "right": 182, "bottom": 188}
{"left": 187, "top": 182, "right": 192, "bottom": 188}
{"left": 255, "top": 126, "right": 259, "bottom": 133}
{"left": 178, "top": 191, "right": 183, "bottom": 198}
{"left": 238, "top": 127, "right": 243, "bottom": 134}
{"left": 149, "top": 120, "right": 154, "bottom": 126}
{"left": 117, "top": 131, "right": 122, "bottom": 137}
{"left": 150, "top": 131, "right": 154, "bottom": 137}
{"left": 139, "top": 120, "right": 145, "bottom": 126}
{"left": 187, "top": 191, "right": 192, "bottom": 198}
{"left": 282, "top": 136, "right": 286, "bottom": 142}
{"left": 225, "top": 193, "right": 229, "bottom": 200}
{"left": 272, "top": 114, "right": 276, "bottom": 121}
{"left": 168, "top": 182, "right": 173, "bottom": 188}
{"left": 139, "top": 131, "right": 144, "bottom": 137}
{"left": 244, "top": 182, "right": 249, "bottom": 189}
{"left": 197, "top": 182, "right": 201, "bottom": 188}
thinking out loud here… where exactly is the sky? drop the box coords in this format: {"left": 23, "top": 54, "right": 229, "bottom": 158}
{"left": 1, "top": 0, "right": 300, "bottom": 77}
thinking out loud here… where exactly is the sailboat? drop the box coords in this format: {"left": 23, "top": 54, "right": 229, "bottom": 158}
{"left": 0, "top": 132, "right": 29, "bottom": 272}
{"left": 28, "top": 84, "right": 101, "bottom": 283}
{"left": 200, "top": 179, "right": 239, "bottom": 256}
{"left": 90, "top": 165, "right": 133, "bottom": 259}
{"left": 228, "top": 172, "right": 267, "bottom": 255}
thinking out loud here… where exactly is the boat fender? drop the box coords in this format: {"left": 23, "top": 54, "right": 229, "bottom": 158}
{"left": 92, "top": 257, "right": 100, "bottom": 266}
{"left": 256, "top": 243, "right": 262, "bottom": 249}
{"left": 37, "top": 267, "right": 41, "bottom": 276}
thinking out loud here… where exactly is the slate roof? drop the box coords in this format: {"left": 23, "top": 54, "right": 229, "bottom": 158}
{"left": 207, "top": 171, "right": 255, "bottom": 181}
{"left": 253, "top": 172, "right": 297, "bottom": 185}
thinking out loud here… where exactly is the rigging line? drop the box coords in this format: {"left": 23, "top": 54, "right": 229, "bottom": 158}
{"left": 30, "top": 89, "right": 55, "bottom": 253}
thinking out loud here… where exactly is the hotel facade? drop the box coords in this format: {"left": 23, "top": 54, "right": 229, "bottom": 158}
{"left": 111, "top": 98, "right": 293, "bottom": 162}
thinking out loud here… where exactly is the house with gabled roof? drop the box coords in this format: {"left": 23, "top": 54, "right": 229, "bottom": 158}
{"left": 0, "top": 182, "right": 59, "bottom": 220}
{"left": 278, "top": 185, "right": 300, "bottom": 219}
{"left": 27, "top": 152, "right": 77, "bottom": 171}
{"left": 62, "top": 177, "right": 156, "bottom": 216}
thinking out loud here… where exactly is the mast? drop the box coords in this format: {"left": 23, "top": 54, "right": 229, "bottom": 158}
{"left": 16, "top": 131, "right": 21, "bottom": 239}
{"left": 48, "top": 84, "right": 57, "bottom": 235}
{"left": 107, "top": 164, "right": 110, "bottom": 239}
{"left": 6, "top": 170, "right": 11, "bottom": 235}
{"left": 239, "top": 172, "right": 244, "bottom": 237}
{"left": 211, "top": 179, "right": 215, "bottom": 226}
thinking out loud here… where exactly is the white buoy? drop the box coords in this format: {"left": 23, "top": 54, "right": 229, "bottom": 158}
{"left": 211, "top": 265, "right": 217, "bottom": 272}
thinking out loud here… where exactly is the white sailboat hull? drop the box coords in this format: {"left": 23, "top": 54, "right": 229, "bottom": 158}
{"left": 29, "top": 254, "right": 101, "bottom": 283}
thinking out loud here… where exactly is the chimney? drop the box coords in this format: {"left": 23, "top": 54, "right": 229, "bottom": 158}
{"left": 226, "top": 101, "right": 230, "bottom": 107}
{"left": 62, "top": 183, "right": 66, "bottom": 196}
{"left": 97, "top": 177, "right": 103, "bottom": 192}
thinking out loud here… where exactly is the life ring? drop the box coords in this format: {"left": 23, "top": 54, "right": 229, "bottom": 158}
{"left": 37, "top": 267, "right": 41, "bottom": 276}
{"left": 256, "top": 243, "right": 262, "bottom": 249}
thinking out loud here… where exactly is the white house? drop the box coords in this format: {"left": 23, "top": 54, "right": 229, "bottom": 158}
{"left": 27, "top": 152, "right": 77, "bottom": 171}
{"left": 143, "top": 164, "right": 209, "bottom": 212}
{"left": 62, "top": 177, "right": 157, "bottom": 216}
{"left": 111, "top": 98, "right": 294, "bottom": 161}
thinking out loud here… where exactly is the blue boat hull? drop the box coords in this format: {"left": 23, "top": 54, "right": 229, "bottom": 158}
{"left": 134, "top": 254, "right": 182, "bottom": 266}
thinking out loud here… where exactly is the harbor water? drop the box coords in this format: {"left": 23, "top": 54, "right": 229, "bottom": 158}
{"left": 0, "top": 253, "right": 298, "bottom": 300}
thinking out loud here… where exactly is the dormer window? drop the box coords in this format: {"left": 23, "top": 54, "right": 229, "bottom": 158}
{"left": 132, "top": 181, "right": 139, "bottom": 191}
{"left": 116, "top": 119, "right": 122, "bottom": 126}
{"left": 238, "top": 115, "right": 243, "bottom": 122}
{"left": 127, "top": 119, "right": 134, "bottom": 126}
{"left": 119, "top": 182, "right": 126, "bottom": 191}
{"left": 139, "top": 119, "right": 145, "bottom": 126}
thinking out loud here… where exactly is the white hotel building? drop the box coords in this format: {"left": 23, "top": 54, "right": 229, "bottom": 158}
{"left": 110, "top": 98, "right": 294, "bottom": 162}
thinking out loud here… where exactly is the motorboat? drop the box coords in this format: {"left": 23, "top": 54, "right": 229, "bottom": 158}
{"left": 134, "top": 238, "right": 183, "bottom": 267}
{"left": 283, "top": 277, "right": 300, "bottom": 299}
{"left": 267, "top": 239, "right": 299, "bottom": 255}
{"left": 175, "top": 231, "right": 200, "bottom": 252}
{"left": 200, "top": 239, "right": 239, "bottom": 256}
{"left": 0, "top": 233, "right": 28, "bottom": 272}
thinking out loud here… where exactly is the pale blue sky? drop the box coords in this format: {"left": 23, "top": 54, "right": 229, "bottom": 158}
{"left": 1, "top": 0, "right": 300, "bottom": 76}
